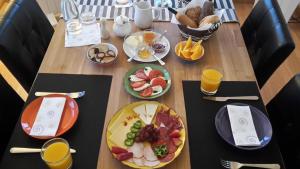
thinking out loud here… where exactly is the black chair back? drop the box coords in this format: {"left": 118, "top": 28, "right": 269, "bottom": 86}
{"left": 241, "top": 0, "right": 295, "bottom": 87}
{"left": 0, "top": 75, "right": 24, "bottom": 157}
{"left": 0, "top": 0, "right": 54, "bottom": 91}
{"left": 267, "top": 74, "right": 300, "bottom": 169}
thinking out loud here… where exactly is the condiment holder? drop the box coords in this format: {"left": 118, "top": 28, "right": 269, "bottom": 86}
{"left": 113, "top": 15, "right": 132, "bottom": 37}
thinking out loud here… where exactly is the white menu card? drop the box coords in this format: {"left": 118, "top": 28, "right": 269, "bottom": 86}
{"left": 29, "top": 97, "right": 66, "bottom": 136}
{"left": 65, "top": 23, "right": 101, "bottom": 47}
{"left": 227, "top": 105, "right": 261, "bottom": 146}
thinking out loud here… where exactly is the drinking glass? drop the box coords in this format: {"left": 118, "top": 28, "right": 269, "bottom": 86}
{"left": 200, "top": 68, "right": 223, "bottom": 95}
{"left": 41, "top": 138, "right": 73, "bottom": 169}
{"left": 80, "top": 12, "right": 96, "bottom": 25}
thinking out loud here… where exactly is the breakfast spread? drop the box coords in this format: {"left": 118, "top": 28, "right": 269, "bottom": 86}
{"left": 107, "top": 101, "right": 185, "bottom": 168}
{"left": 175, "top": 36, "right": 204, "bottom": 61}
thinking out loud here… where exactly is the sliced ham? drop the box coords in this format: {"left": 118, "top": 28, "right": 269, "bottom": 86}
{"left": 144, "top": 160, "right": 160, "bottom": 167}
{"left": 144, "top": 144, "right": 158, "bottom": 161}
{"left": 128, "top": 143, "right": 144, "bottom": 158}
{"left": 133, "top": 157, "right": 144, "bottom": 166}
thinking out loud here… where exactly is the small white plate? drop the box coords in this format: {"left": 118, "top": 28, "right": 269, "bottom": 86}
{"left": 123, "top": 31, "right": 170, "bottom": 63}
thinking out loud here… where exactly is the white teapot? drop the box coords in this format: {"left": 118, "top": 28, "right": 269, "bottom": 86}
{"left": 113, "top": 15, "right": 132, "bottom": 37}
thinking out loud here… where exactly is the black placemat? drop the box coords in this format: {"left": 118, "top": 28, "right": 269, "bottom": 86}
{"left": 0, "top": 73, "right": 112, "bottom": 169}
{"left": 183, "top": 81, "right": 285, "bottom": 169}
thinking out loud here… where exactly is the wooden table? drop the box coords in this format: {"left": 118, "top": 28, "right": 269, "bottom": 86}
{"left": 39, "top": 20, "right": 256, "bottom": 169}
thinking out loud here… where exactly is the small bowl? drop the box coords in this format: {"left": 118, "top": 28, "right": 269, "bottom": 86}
{"left": 86, "top": 43, "right": 118, "bottom": 66}
{"left": 174, "top": 41, "right": 205, "bottom": 62}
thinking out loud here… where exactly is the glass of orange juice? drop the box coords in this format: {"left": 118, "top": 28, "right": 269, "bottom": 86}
{"left": 200, "top": 68, "right": 223, "bottom": 95}
{"left": 41, "top": 138, "right": 73, "bottom": 169}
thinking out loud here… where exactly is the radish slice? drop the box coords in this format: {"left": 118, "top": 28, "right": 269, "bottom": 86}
{"left": 128, "top": 143, "right": 144, "bottom": 158}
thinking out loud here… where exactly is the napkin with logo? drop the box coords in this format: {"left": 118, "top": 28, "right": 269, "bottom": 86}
{"left": 65, "top": 23, "right": 101, "bottom": 47}
{"left": 29, "top": 97, "right": 66, "bottom": 136}
{"left": 227, "top": 105, "right": 261, "bottom": 146}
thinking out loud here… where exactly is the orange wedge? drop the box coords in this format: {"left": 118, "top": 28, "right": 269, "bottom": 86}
{"left": 176, "top": 42, "right": 183, "bottom": 56}
{"left": 181, "top": 49, "right": 192, "bottom": 59}
{"left": 190, "top": 46, "right": 204, "bottom": 60}
{"left": 184, "top": 36, "right": 193, "bottom": 50}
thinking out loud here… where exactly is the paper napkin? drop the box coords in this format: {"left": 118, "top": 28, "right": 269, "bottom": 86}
{"left": 227, "top": 105, "right": 261, "bottom": 146}
{"left": 65, "top": 23, "right": 101, "bottom": 47}
{"left": 30, "top": 97, "right": 66, "bottom": 136}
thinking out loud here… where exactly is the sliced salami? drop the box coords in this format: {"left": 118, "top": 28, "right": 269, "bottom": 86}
{"left": 159, "top": 153, "right": 175, "bottom": 163}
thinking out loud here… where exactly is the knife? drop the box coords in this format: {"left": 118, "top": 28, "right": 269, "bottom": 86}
{"left": 203, "top": 96, "right": 259, "bottom": 102}
{"left": 10, "top": 147, "right": 76, "bottom": 154}
{"left": 35, "top": 91, "right": 85, "bottom": 99}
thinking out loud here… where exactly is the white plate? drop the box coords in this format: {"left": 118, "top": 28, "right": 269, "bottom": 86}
{"left": 123, "top": 31, "right": 170, "bottom": 63}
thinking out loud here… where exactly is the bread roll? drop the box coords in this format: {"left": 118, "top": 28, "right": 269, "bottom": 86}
{"left": 185, "top": 6, "right": 201, "bottom": 25}
{"left": 199, "top": 15, "right": 220, "bottom": 27}
{"left": 176, "top": 12, "right": 198, "bottom": 28}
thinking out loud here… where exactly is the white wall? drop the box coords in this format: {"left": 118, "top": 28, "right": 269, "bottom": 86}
{"left": 254, "top": 0, "right": 300, "bottom": 22}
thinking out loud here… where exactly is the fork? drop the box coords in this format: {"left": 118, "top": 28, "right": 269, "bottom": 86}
{"left": 221, "top": 159, "right": 280, "bottom": 169}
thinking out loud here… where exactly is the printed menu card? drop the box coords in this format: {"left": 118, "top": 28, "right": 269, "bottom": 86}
{"left": 29, "top": 97, "right": 66, "bottom": 136}
{"left": 227, "top": 105, "right": 261, "bottom": 146}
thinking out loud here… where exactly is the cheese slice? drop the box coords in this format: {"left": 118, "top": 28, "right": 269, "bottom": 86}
{"left": 145, "top": 103, "right": 158, "bottom": 124}
{"left": 133, "top": 104, "right": 147, "bottom": 124}
{"left": 109, "top": 119, "right": 137, "bottom": 148}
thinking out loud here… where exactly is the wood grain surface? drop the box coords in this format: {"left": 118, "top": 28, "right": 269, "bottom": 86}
{"left": 39, "top": 20, "right": 256, "bottom": 169}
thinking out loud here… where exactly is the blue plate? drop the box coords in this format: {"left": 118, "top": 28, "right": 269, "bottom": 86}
{"left": 215, "top": 103, "right": 272, "bottom": 150}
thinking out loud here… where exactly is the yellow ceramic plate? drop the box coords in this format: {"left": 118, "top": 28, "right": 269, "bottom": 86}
{"left": 106, "top": 101, "right": 186, "bottom": 169}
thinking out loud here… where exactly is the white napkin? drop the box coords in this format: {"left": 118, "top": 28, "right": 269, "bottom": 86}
{"left": 65, "top": 23, "right": 101, "bottom": 47}
{"left": 227, "top": 105, "right": 261, "bottom": 146}
{"left": 29, "top": 97, "right": 66, "bottom": 136}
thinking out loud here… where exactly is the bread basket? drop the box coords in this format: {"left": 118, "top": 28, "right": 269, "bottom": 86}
{"left": 178, "top": 21, "right": 222, "bottom": 41}
{"left": 170, "top": 0, "right": 223, "bottom": 40}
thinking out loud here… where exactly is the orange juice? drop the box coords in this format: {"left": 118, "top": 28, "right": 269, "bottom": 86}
{"left": 201, "top": 69, "right": 223, "bottom": 95}
{"left": 41, "top": 138, "right": 72, "bottom": 169}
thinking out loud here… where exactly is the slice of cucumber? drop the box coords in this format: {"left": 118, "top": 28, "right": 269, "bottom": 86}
{"left": 127, "top": 132, "right": 136, "bottom": 139}
{"left": 124, "top": 138, "right": 134, "bottom": 146}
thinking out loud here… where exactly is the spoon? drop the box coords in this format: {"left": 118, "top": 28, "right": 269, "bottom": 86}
{"left": 154, "top": 30, "right": 167, "bottom": 43}
{"left": 127, "top": 47, "right": 143, "bottom": 62}
{"left": 10, "top": 147, "right": 77, "bottom": 154}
